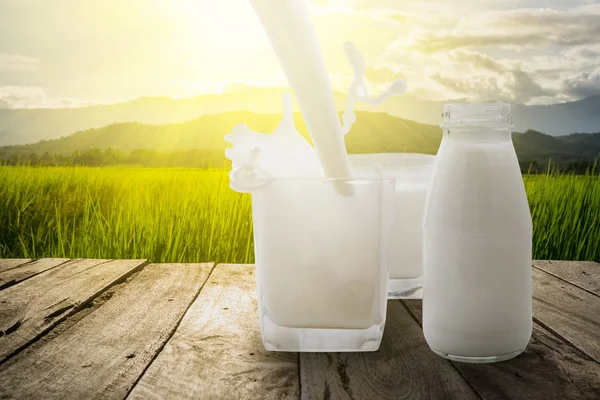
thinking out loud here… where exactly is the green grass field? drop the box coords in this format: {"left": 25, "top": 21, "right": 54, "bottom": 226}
{"left": 1, "top": 166, "right": 599, "bottom": 263}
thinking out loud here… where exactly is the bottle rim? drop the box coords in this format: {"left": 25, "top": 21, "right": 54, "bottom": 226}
{"left": 440, "top": 103, "right": 513, "bottom": 130}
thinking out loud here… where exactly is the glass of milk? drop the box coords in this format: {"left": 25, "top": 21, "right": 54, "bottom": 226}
{"left": 251, "top": 177, "right": 394, "bottom": 352}
{"left": 349, "top": 153, "right": 435, "bottom": 299}
{"left": 423, "top": 103, "right": 532, "bottom": 363}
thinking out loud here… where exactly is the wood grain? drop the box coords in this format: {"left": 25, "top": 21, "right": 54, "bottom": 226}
{"left": 300, "top": 301, "right": 479, "bottom": 400}
{"left": 404, "top": 300, "right": 600, "bottom": 400}
{"left": 0, "top": 259, "right": 32, "bottom": 273}
{"left": 0, "top": 263, "right": 212, "bottom": 400}
{"left": 128, "top": 264, "right": 299, "bottom": 400}
{"left": 0, "top": 258, "right": 70, "bottom": 290}
{"left": 0, "top": 258, "right": 146, "bottom": 362}
{"left": 533, "top": 260, "right": 600, "bottom": 296}
{"left": 532, "top": 267, "right": 600, "bottom": 363}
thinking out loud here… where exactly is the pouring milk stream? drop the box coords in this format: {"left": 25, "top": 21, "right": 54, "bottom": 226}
{"left": 249, "top": 0, "right": 351, "bottom": 188}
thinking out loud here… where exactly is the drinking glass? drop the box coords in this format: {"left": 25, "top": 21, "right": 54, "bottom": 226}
{"left": 251, "top": 177, "right": 394, "bottom": 352}
{"left": 349, "top": 153, "right": 435, "bottom": 299}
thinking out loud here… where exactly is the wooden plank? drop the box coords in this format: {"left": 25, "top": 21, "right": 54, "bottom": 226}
{"left": 404, "top": 300, "right": 600, "bottom": 400}
{"left": 0, "top": 259, "right": 32, "bottom": 273}
{"left": 300, "top": 301, "right": 479, "bottom": 400}
{"left": 532, "top": 267, "right": 600, "bottom": 363}
{"left": 0, "top": 258, "right": 70, "bottom": 290}
{"left": 0, "top": 258, "right": 146, "bottom": 362}
{"left": 533, "top": 260, "right": 600, "bottom": 296}
{"left": 0, "top": 263, "right": 212, "bottom": 400}
{"left": 128, "top": 264, "right": 299, "bottom": 400}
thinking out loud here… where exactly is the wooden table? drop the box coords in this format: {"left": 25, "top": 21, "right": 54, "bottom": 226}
{"left": 0, "top": 259, "right": 598, "bottom": 399}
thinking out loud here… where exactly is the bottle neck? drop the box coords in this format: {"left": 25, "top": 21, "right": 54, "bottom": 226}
{"left": 440, "top": 103, "right": 513, "bottom": 144}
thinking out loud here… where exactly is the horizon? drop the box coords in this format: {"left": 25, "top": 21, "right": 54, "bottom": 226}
{"left": 1, "top": 0, "right": 599, "bottom": 110}
{"left": 1, "top": 87, "right": 599, "bottom": 112}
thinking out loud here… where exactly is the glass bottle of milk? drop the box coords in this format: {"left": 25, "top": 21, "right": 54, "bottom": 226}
{"left": 423, "top": 103, "right": 532, "bottom": 363}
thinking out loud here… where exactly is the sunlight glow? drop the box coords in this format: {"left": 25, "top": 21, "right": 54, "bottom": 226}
{"left": 166, "top": 0, "right": 267, "bottom": 50}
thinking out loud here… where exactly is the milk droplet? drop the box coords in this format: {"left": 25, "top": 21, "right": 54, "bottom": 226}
{"left": 342, "top": 41, "right": 408, "bottom": 136}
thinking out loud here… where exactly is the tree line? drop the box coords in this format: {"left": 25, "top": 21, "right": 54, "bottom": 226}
{"left": 1, "top": 147, "right": 597, "bottom": 175}
{"left": 0, "top": 147, "right": 230, "bottom": 169}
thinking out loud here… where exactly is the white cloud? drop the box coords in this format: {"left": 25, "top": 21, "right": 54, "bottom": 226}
{"left": 369, "top": 3, "right": 600, "bottom": 103}
{"left": 435, "top": 50, "right": 552, "bottom": 103}
{"left": 364, "top": 65, "right": 406, "bottom": 84}
{"left": 0, "top": 86, "right": 98, "bottom": 109}
{"left": 411, "top": 5, "right": 600, "bottom": 52}
{"left": 431, "top": 73, "right": 508, "bottom": 101}
{"left": 309, "top": 0, "right": 453, "bottom": 26}
{"left": 563, "top": 67, "right": 600, "bottom": 98}
{"left": 0, "top": 53, "right": 38, "bottom": 72}
{"left": 448, "top": 50, "right": 509, "bottom": 73}
{"left": 1, "top": 0, "right": 597, "bottom": 107}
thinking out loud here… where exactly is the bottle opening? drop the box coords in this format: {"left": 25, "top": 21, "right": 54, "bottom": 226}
{"left": 440, "top": 103, "right": 513, "bottom": 130}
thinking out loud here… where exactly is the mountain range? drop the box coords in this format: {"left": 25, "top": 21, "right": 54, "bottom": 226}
{"left": 0, "top": 87, "right": 599, "bottom": 146}
{"left": 1, "top": 110, "right": 598, "bottom": 171}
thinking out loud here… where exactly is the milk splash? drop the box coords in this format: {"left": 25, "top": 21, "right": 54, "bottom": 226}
{"left": 225, "top": 42, "right": 407, "bottom": 192}
{"left": 225, "top": 92, "right": 321, "bottom": 192}
{"left": 341, "top": 42, "right": 407, "bottom": 135}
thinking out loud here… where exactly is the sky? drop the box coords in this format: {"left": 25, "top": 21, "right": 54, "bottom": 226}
{"left": 0, "top": 0, "right": 599, "bottom": 108}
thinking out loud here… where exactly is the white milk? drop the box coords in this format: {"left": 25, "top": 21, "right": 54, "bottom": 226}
{"left": 251, "top": 177, "right": 395, "bottom": 352}
{"left": 423, "top": 234, "right": 532, "bottom": 358}
{"left": 229, "top": 2, "right": 408, "bottom": 349}
{"left": 249, "top": 1, "right": 406, "bottom": 183}
{"left": 392, "top": 181, "right": 429, "bottom": 278}
{"left": 249, "top": 0, "right": 351, "bottom": 181}
{"left": 423, "top": 104, "right": 532, "bottom": 362}
{"left": 341, "top": 42, "right": 407, "bottom": 135}
{"left": 349, "top": 153, "right": 435, "bottom": 298}
{"left": 252, "top": 178, "right": 394, "bottom": 331}
{"left": 224, "top": 41, "right": 406, "bottom": 188}
{"left": 225, "top": 92, "right": 323, "bottom": 190}
{"left": 225, "top": 38, "right": 409, "bottom": 334}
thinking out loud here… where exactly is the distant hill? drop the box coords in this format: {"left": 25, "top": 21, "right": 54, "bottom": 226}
{"left": 0, "top": 111, "right": 441, "bottom": 156}
{"left": 1, "top": 111, "right": 598, "bottom": 171}
{"left": 355, "top": 95, "right": 600, "bottom": 138}
{"left": 0, "top": 87, "right": 598, "bottom": 146}
{"left": 0, "top": 89, "right": 288, "bottom": 147}
{"left": 513, "top": 130, "right": 600, "bottom": 169}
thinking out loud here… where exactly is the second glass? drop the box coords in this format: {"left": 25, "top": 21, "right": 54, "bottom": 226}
{"left": 349, "top": 153, "right": 435, "bottom": 299}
